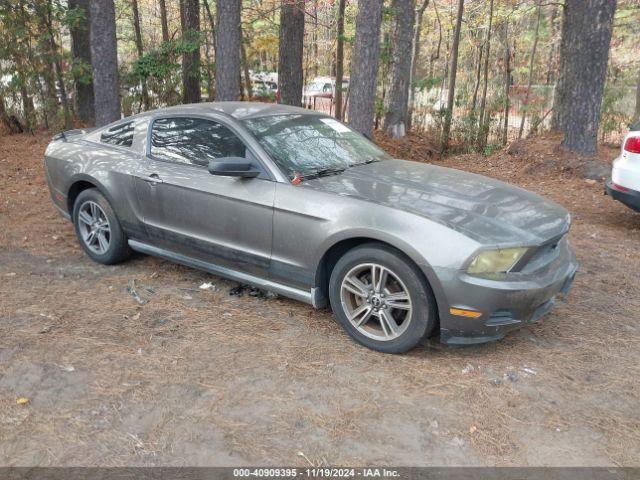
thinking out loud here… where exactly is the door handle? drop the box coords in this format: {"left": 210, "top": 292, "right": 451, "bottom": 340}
{"left": 140, "top": 173, "right": 163, "bottom": 185}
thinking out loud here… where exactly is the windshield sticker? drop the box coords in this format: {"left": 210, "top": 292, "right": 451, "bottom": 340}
{"left": 320, "top": 118, "right": 350, "bottom": 133}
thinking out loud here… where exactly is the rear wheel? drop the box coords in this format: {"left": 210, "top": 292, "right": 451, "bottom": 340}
{"left": 329, "top": 244, "right": 437, "bottom": 353}
{"left": 72, "top": 188, "right": 131, "bottom": 264}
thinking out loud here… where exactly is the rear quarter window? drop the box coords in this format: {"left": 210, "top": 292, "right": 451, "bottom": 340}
{"left": 100, "top": 122, "right": 135, "bottom": 147}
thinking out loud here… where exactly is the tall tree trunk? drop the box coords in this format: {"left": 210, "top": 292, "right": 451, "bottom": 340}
{"left": 312, "top": 2, "right": 319, "bottom": 78}
{"left": 347, "top": 0, "right": 384, "bottom": 138}
{"left": 518, "top": 0, "right": 542, "bottom": 139}
{"left": 32, "top": 24, "right": 57, "bottom": 124}
{"left": 551, "top": 5, "right": 567, "bottom": 131}
{"left": 180, "top": 0, "right": 201, "bottom": 104}
{"left": 35, "top": 0, "right": 72, "bottom": 128}
{"left": 40, "top": 68, "right": 57, "bottom": 127}
{"left": 215, "top": 0, "right": 241, "bottom": 100}
{"left": 90, "top": 0, "right": 121, "bottom": 126}
{"left": 131, "top": 0, "right": 150, "bottom": 109}
{"left": 545, "top": 5, "right": 558, "bottom": 85}
{"left": 376, "top": 29, "right": 391, "bottom": 131}
{"left": 556, "top": 0, "right": 616, "bottom": 156}
{"left": 383, "top": 0, "right": 415, "bottom": 138}
{"left": 69, "top": 0, "right": 95, "bottom": 124}
{"left": 202, "top": 0, "right": 216, "bottom": 43}
{"left": 132, "top": 0, "right": 151, "bottom": 110}
{"left": 204, "top": 0, "right": 216, "bottom": 41}
{"left": 407, "top": 0, "right": 430, "bottom": 130}
{"left": 203, "top": 0, "right": 216, "bottom": 99}
{"left": 52, "top": 13, "right": 71, "bottom": 128}
{"left": 334, "top": 0, "right": 347, "bottom": 121}
{"left": 241, "top": 31, "right": 253, "bottom": 99}
{"left": 427, "top": 0, "right": 442, "bottom": 80}
{"left": 439, "top": 0, "right": 464, "bottom": 153}
{"left": 436, "top": 22, "right": 449, "bottom": 119}
{"left": 502, "top": 21, "right": 511, "bottom": 145}
{"left": 278, "top": 0, "right": 305, "bottom": 106}
{"left": 201, "top": 1, "right": 212, "bottom": 99}
{"left": 159, "top": 0, "right": 170, "bottom": 43}
{"left": 20, "top": 83, "right": 35, "bottom": 132}
{"left": 476, "top": 0, "right": 494, "bottom": 149}
{"left": 471, "top": 37, "right": 483, "bottom": 112}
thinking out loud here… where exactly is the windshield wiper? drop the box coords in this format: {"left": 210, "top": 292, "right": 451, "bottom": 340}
{"left": 299, "top": 166, "right": 348, "bottom": 180}
{"left": 352, "top": 158, "right": 380, "bottom": 167}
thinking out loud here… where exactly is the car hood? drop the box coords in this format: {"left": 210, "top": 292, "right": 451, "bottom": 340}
{"left": 302, "top": 159, "right": 570, "bottom": 245}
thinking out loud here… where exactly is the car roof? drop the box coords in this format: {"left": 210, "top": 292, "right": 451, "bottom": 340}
{"left": 133, "top": 102, "right": 320, "bottom": 121}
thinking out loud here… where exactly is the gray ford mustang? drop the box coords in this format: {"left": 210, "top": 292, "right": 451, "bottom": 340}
{"left": 44, "top": 102, "right": 578, "bottom": 353}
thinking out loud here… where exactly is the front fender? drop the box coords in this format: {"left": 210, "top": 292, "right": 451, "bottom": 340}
{"left": 311, "top": 225, "right": 474, "bottom": 322}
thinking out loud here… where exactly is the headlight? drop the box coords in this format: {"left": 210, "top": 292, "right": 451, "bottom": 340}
{"left": 467, "top": 247, "right": 528, "bottom": 274}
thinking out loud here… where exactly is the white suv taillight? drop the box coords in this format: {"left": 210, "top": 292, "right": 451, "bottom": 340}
{"left": 623, "top": 136, "right": 640, "bottom": 154}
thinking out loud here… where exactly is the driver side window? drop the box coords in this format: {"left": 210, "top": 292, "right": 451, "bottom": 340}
{"left": 150, "top": 117, "right": 247, "bottom": 167}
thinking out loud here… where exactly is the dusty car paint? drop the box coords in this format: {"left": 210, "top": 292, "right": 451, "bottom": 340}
{"left": 44, "top": 102, "right": 578, "bottom": 345}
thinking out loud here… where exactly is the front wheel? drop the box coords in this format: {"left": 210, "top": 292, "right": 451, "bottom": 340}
{"left": 328, "top": 244, "right": 437, "bottom": 353}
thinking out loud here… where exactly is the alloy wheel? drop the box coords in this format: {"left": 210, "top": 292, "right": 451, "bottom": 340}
{"left": 77, "top": 200, "right": 111, "bottom": 255}
{"left": 340, "top": 263, "right": 413, "bottom": 341}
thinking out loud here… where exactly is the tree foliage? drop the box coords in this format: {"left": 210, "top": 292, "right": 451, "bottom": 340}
{"left": 0, "top": 0, "right": 636, "bottom": 155}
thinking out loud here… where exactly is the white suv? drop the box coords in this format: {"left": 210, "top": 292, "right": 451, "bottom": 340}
{"left": 606, "top": 124, "right": 640, "bottom": 212}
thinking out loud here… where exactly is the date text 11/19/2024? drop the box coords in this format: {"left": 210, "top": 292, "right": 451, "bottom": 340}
{"left": 232, "top": 468, "right": 400, "bottom": 478}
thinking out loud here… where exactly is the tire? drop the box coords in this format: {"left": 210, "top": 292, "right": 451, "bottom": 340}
{"left": 72, "top": 188, "right": 131, "bottom": 265}
{"left": 328, "top": 243, "right": 437, "bottom": 353}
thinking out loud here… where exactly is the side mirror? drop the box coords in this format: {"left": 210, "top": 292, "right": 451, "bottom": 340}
{"left": 208, "top": 157, "right": 260, "bottom": 178}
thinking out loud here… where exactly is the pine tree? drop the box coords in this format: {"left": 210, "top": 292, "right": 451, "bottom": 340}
{"left": 348, "top": 0, "right": 384, "bottom": 138}
{"left": 554, "top": 0, "right": 617, "bottom": 156}
{"left": 278, "top": 0, "right": 305, "bottom": 107}
{"left": 215, "top": 0, "right": 241, "bottom": 101}
{"left": 90, "top": 0, "right": 121, "bottom": 126}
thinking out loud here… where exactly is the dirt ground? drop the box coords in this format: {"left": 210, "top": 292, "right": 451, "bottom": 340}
{"left": 1, "top": 131, "right": 639, "bottom": 467}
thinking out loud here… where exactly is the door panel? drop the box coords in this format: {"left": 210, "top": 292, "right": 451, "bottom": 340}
{"left": 135, "top": 159, "right": 276, "bottom": 277}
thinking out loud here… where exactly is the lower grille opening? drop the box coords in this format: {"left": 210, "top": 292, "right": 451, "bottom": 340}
{"left": 486, "top": 310, "right": 521, "bottom": 327}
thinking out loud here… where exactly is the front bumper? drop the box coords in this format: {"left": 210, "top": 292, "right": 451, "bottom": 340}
{"left": 605, "top": 180, "right": 640, "bottom": 212}
{"left": 435, "top": 239, "right": 578, "bottom": 345}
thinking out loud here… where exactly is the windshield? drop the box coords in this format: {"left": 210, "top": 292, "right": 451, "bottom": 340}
{"left": 243, "top": 114, "right": 391, "bottom": 179}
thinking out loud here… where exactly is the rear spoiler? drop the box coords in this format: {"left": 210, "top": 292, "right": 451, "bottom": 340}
{"left": 53, "top": 128, "right": 95, "bottom": 142}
